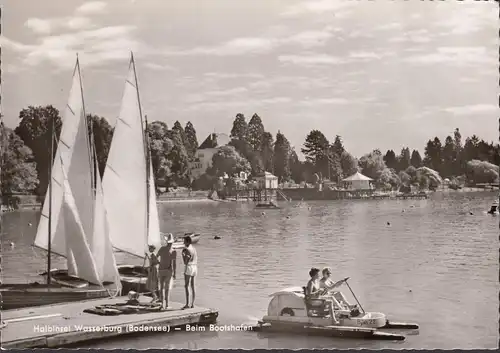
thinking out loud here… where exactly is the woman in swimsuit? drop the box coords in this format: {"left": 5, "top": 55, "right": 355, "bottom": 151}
{"left": 305, "top": 267, "right": 324, "bottom": 298}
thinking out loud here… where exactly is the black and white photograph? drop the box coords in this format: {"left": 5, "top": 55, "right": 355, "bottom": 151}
{"left": 0, "top": 0, "right": 498, "bottom": 350}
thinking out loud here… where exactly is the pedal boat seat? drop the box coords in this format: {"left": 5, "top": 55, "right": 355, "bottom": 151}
{"left": 302, "top": 286, "right": 330, "bottom": 317}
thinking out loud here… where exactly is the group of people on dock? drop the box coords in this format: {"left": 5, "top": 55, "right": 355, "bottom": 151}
{"left": 145, "top": 233, "right": 197, "bottom": 310}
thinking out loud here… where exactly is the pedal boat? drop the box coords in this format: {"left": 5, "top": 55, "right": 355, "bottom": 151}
{"left": 253, "top": 277, "right": 419, "bottom": 341}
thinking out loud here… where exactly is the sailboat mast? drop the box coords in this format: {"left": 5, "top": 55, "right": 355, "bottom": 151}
{"left": 47, "top": 112, "right": 54, "bottom": 285}
{"left": 76, "top": 56, "right": 96, "bottom": 195}
{"left": 130, "top": 53, "right": 150, "bottom": 250}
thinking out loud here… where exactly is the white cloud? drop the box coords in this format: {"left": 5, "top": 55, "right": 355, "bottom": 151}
{"left": 388, "top": 29, "right": 431, "bottom": 44}
{"left": 348, "top": 51, "right": 394, "bottom": 61}
{"left": 281, "top": 0, "right": 356, "bottom": 17}
{"left": 8, "top": 25, "right": 140, "bottom": 69}
{"left": 164, "top": 37, "right": 275, "bottom": 56}
{"left": 65, "top": 16, "right": 93, "bottom": 30}
{"left": 183, "top": 97, "right": 291, "bottom": 112}
{"left": 284, "top": 29, "right": 333, "bottom": 48}
{"left": 25, "top": 18, "right": 53, "bottom": 34}
{"left": 437, "top": 3, "right": 497, "bottom": 35}
{"left": 143, "top": 62, "right": 175, "bottom": 71}
{"left": 75, "top": 1, "right": 108, "bottom": 15}
{"left": 298, "top": 98, "right": 350, "bottom": 106}
{"left": 279, "top": 54, "right": 344, "bottom": 66}
{"left": 405, "top": 46, "right": 492, "bottom": 65}
{"left": 443, "top": 104, "right": 497, "bottom": 116}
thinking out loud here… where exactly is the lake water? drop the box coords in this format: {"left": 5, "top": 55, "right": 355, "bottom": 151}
{"left": 2, "top": 191, "right": 498, "bottom": 349}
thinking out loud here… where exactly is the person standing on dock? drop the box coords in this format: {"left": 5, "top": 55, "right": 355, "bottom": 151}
{"left": 182, "top": 236, "right": 197, "bottom": 309}
{"left": 145, "top": 245, "right": 159, "bottom": 302}
{"left": 157, "top": 233, "right": 177, "bottom": 310}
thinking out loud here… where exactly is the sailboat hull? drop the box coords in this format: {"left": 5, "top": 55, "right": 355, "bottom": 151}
{"left": 0, "top": 283, "right": 113, "bottom": 310}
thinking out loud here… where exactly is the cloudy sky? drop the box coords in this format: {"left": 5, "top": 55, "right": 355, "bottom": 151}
{"left": 1, "top": 0, "right": 497, "bottom": 157}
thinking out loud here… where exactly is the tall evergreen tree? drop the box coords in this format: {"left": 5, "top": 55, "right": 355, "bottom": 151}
{"left": 230, "top": 113, "right": 248, "bottom": 141}
{"left": 247, "top": 113, "right": 265, "bottom": 152}
{"left": 261, "top": 131, "right": 274, "bottom": 172}
{"left": 410, "top": 149, "right": 423, "bottom": 168}
{"left": 398, "top": 147, "right": 411, "bottom": 171}
{"left": 184, "top": 121, "right": 199, "bottom": 158}
{"left": 383, "top": 150, "right": 398, "bottom": 170}
{"left": 273, "top": 131, "right": 291, "bottom": 182}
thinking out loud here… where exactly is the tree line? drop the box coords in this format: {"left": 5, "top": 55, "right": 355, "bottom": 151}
{"left": 1, "top": 105, "right": 499, "bottom": 197}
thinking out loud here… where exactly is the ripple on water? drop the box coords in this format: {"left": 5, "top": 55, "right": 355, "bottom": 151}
{"left": 2, "top": 192, "right": 498, "bottom": 349}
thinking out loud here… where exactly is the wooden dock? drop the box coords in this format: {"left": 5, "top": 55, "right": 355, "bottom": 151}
{"left": 1, "top": 295, "right": 218, "bottom": 349}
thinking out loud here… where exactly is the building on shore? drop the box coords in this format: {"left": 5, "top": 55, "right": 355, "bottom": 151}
{"left": 255, "top": 171, "right": 279, "bottom": 190}
{"left": 342, "top": 172, "right": 373, "bottom": 190}
{"left": 189, "top": 132, "right": 230, "bottom": 179}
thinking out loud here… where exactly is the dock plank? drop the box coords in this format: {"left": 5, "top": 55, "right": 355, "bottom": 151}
{"left": 1, "top": 295, "right": 218, "bottom": 348}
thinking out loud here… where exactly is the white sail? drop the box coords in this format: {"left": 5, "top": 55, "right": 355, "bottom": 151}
{"left": 148, "top": 160, "right": 162, "bottom": 249}
{"left": 102, "top": 56, "right": 150, "bottom": 258}
{"left": 90, "top": 155, "right": 122, "bottom": 288}
{"left": 34, "top": 59, "right": 94, "bottom": 259}
{"left": 61, "top": 169, "right": 101, "bottom": 285}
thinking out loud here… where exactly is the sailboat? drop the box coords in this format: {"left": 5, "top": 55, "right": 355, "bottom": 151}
{"left": 100, "top": 53, "right": 163, "bottom": 294}
{"left": 0, "top": 58, "right": 121, "bottom": 310}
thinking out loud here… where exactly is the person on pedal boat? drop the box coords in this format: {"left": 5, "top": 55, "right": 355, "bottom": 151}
{"left": 305, "top": 267, "right": 324, "bottom": 298}
{"left": 319, "top": 267, "right": 335, "bottom": 291}
{"left": 305, "top": 267, "right": 339, "bottom": 323}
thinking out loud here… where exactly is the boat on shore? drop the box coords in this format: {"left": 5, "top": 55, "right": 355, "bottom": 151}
{"left": 253, "top": 277, "right": 418, "bottom": 341}
{"left": 255, "top": 201, "right": 280, "bottom": 209}
{"left": 1, "top": 58, "right": 122, "bottom": 310}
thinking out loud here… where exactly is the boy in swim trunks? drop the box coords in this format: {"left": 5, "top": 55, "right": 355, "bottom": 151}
{"left": 182, "top": 236, "right": 197, "bottom": 309}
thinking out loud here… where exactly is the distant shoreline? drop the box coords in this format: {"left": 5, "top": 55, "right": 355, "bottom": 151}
{"left": 1, "top": 187, "right": 496, "bottom": 212}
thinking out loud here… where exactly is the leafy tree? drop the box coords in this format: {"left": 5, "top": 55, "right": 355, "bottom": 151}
{"left": 260, "top": 131, "right": 274, "bottom": 173}
{"left": 208, "top": 145, "right": 251, "bottom": 177}
{"left": 183, "top": 121, "right": 198, "bottom": 159}
{"left": 301, "top": 130, "right": 329, "bottom": 176}
{"left": 247, "top": 113, "right": 265, "bottom": 152}
{"left": 405, "top": 166, "right": 418, "bottom": 185}
{"left": 410, "top": 149, "right": 423, "bottom": 168}
{"left": 398, "top": 170, "right": 411, "bottom": 186}
{"left": 416, "top": 166, "right": 442, "bottom": 189}
{"left": 377, "top": 168, "right": 400, "bottom": 190}
{"left": 398, "top": 147, "right": 411, "bottom": 171}
{"left": 273, "top": 131, "right": 291, "bottom": 182}
{"left": 340, "top": 151, "right": 358, "bottom": 177}
{"left": 87, "top": 114, "right": 113, "bottom": 177}
{"left": 1, "top": 128, "right": 39, "bottom": 194}
{"left": 230, "top": 113, "right": 248, "bottom": 141}
{"left": 466, "top": 160, "right": 499, "bottom": 184}
{"left": 15, "top": 105, "right": 62, "bottom": 195}
{"left": 167, "top": 129, "right": 189, "bottom": 185}
{"left": 146, "top": 121, "right": 173, "bottom": 187}
{"left": 383, "top": 150, "right": 398, "bottom": 170}
{"left": 358, "top": 150, "right": 387, "bottom": 180}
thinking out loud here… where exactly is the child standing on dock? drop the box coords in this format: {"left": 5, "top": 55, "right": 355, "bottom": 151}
{"left": 182, "top": 236, "right": 197, "bottom": 309}
{"left": 145, "top": 245, "right": 159, "bottom": 302}
{"left": 157, "top": 234, "right": 177, "bottom": 310}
